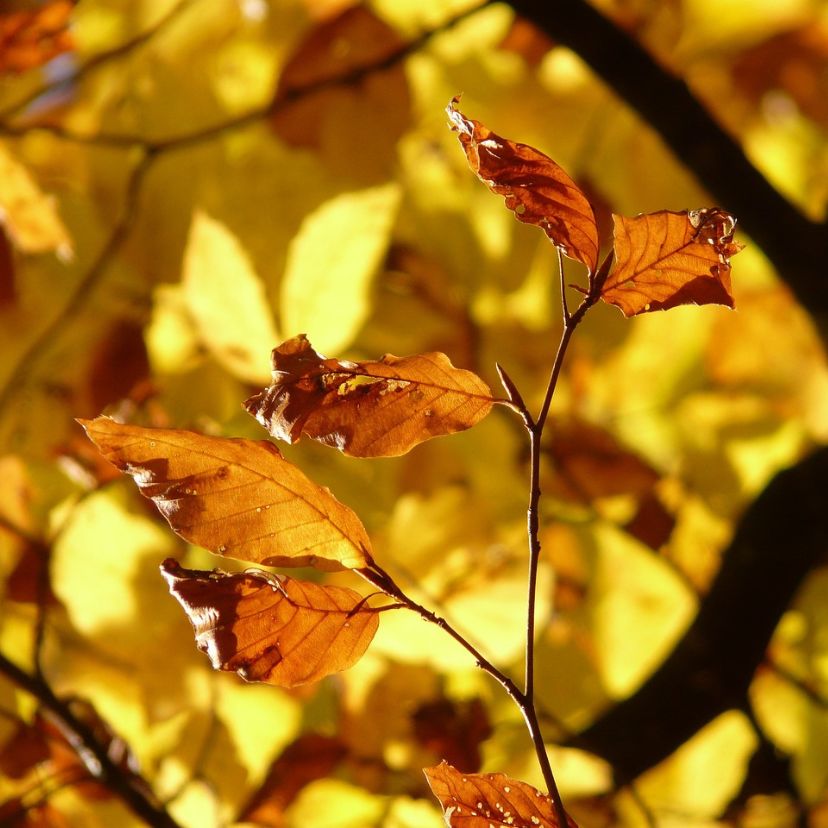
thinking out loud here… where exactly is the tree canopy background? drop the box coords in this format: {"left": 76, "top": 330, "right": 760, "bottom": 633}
{"left": 0, "top": 0, "right": 827, "bottom": 825}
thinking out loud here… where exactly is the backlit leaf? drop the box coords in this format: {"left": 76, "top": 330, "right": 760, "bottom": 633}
{"left": 0, "top": 144, "right": 73, "bottom": 259}
{"left": 271, "top": 5, "right": 410, "bottom": 178}
{"left": 0, "top": 0, "right": 73, "bottom": 75}
{"left": 600, "top": 208, "right": 741, "bottom": 316}
{"left": 424, "top": 761, "right": 577, "bottom": 827}
{"left": 280, "top": 182, "right": 401, "bottom": 355}
{"left": 80, "top": 417, "right": 371, "bottom": 571}
{"left": 161, "top": 559, "right": 381, "bottom": 687}
{"left": 182, "top": 210, "right": 279, "bottom": 384}
{"left": 244, "top": 334, "right": 495, "bottom": 457}
{"left": 446, "top": 98, "right": 599, "bottom": 273}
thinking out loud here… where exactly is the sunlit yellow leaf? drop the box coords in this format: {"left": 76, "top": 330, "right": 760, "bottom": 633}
{"left": 280, "top": 183, "right": 401, "bottom": 354}
{"left": 634, "top": 710, "right": 757, "bottom": 817}
{"left": 590, "top": 524, "right": 695, "bottom": 697}
{"left": 0, "top": 144, "right": 73, "bottom": 259}
{"left": 182, "top": 209, "right": 280, "bottom": 384}
{"left": 286, "top": 778, "right": 385, "bottom": 828}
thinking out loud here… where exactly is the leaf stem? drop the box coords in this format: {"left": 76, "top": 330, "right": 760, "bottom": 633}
{"left": 516, "top": 265, "right": 600, "bottom": 824}
{"left": 360, "top": 563, "right": 525, "bottom": 706}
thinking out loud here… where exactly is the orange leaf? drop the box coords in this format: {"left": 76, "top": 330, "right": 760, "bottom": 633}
{"left": 424, "top": 761, "right": 578, "bottom": 827}
{"left": 161, "top": 559, "right": 381, "bottom": 687}
{"left": 446, "top": 98, "right": 599, "bottom": 273}
{"left": 244, "top": 335, "right": 494, "bottom": 457}
{"left": 80, "top": 417, "right": 371, "bottom": 571}
{"left": 0, "top": 1, "right": 74, "bottom": 75}
{"left": 600, "top": 208, "right": 741, "bottom": 316}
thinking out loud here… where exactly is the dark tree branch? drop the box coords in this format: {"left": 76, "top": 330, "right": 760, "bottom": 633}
{"left": 507, "top": 0, "right": 828, "bottom": 323}
{"left": 0, "top": 651, "right": 180, "bottom": 827}
{"left": 572, "top": 446, "right": 828, "bottom": 780}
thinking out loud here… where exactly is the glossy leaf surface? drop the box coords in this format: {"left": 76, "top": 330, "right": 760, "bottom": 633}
{"left": 80, "top": 417, "right": 371, "bottom": 570}
{"left": 244, "top": 335, "right": 494, "bottom": 457}
{"left": 162, "top": 560, "right": 380, "bottom": 687}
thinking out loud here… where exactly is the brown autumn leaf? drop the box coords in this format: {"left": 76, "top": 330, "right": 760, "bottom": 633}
{"left": 412, "top": 697, "right": 492, "bottom": 773}
{"left": 161, "top": 559, "right": 381, "bottom": 687}
{"left": 0, "top": 0, "right": 73, "bottom": 75}
{"left": 600, "top": 208, "right": 741, "bottom": 316}
{"left": 446, "top": 98, "right": 599, "bottom": 273}
{"left": 271, "top": 5, "right": 410, "bottom": 174}
{"left": 244, "top": 334, "right": 495, "bottom": 458}
{"left": 545, "top": 418, "right": 661, "bottom": 503}
{"left": 239, "top": 733, "right": 347, "bottom": 826}
{"left": 732, "top": 23, "right": 828, "bottom": 130}
{"left": 80, "top": 417, "right": 371, "bottom": 571}
{"left": 424, "top": 761, "right": 578, "bottom": 827}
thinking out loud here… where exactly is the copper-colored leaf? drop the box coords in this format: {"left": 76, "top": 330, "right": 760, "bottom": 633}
{"left": 239, "top": 733, "right": 347, "bottom": 826}
{"left": 545, "top": 417, "right": 661, "bottom": 503}
{"left": 424, "top": 761, "right": 577, "bottom": 827}
{"left": 161, "top": 559, "right": 381, "bottom": 687}
{"left": 244, "top": 335, "right": 494, "bottom": 458}
{"left": 600, "top": 208, "right": 741, "bottom": 316}
{"left": 271, "top": 6, "right": 410, "bottom": 174}
{"left": 412, "top": 698, "right": 491, "bottom": 772}
{"left": 80, "top": 417, "right": 371, "bottom": 571}
{"left": 0, "top": 1, "right": 74, "bottom": 75}
{"left": 446, "top": 98, "right": 599, "bottom": 273}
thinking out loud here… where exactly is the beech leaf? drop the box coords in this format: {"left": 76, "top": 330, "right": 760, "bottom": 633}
{"left": 424, "top": 761, "right": 578, "bottom": 827}
{"left": 244, "top": 334, "right": 495, "bottom": 457}
{"left": 80, "top": 417, "right": 371, "bottom": 571}
{"left": 161, "top": 560, "right": 380, "bottom": 687}
{"left": 600, "top": 208, "right": 742, "bottom": 316}
{"left": 446, "top": 97, "right": 599, "bottom": 273}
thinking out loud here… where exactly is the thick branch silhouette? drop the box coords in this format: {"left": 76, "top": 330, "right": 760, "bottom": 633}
{"left": 573, "top": 446, "right": 828, "bottom": 781}
{"left": 508, "top": 0, "right": 828, "bottom": 323}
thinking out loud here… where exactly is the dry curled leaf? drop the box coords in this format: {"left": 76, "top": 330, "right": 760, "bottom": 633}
{"left": 599, "top": 208, "right": 741, "bottom": 316}
{"left": 80, "top": 417, "right": 371, "bottom": 571}
{"left": 424, "top": 761, "right": 578, "bottom": 827}
{"left": 244, "top": 335, "right": 494, "bottom": 457}
{"left": 162, "top": 559, "right": 381, "bottom": 687}
{"left": 0, "top": 0, "right": 73, "bottom": 75}
{"left": 446, "top": 98, "right": 599, "bottom": 273}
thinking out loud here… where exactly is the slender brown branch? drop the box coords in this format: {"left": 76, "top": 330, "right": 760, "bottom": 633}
{"left": 0, "top": 651, "right": 180, "bottom": 827}
{"left": 360, "top": 561, "right": 524, "bottom": 705}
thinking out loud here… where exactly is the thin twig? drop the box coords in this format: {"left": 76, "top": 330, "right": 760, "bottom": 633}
{"left": 360, "top": 561, "right": 526, "bottom": 707}
{"left": 0, "top": 651, "right": 180, "bottom": 827}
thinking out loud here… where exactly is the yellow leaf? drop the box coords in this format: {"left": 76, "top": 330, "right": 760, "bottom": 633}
{"left": 280, "top": 183, "right": 401, "bottom": 354}
{"left": 182, "top": 210, "right": 279, "bottom": 384}
{"left": 0, "top": 143, "right": 73, "bottom": 259}
{"left": 286, "top": 778, "right": 385, "bottom": 828}
{"left": 634, "top": 710, "right": 757, "bottom": 817}
{"left": 591, "top": 524, "right": 695, "bottom": 698}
